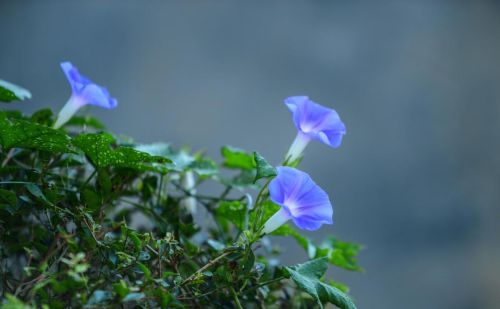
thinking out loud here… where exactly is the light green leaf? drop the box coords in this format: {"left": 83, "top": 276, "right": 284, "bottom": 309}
{"left": 73, "top": 133, "right": 170, "bottom": 172}
{"left": 0, "top": 79, "right": 31, "bottom": 103}
{"left": 0, "top": 112, "right": 72, "bottom": 153}
{"left": 253, "top": 151, "right": 277, "bottom": 182}
{"left": 0, "top": 294, "right": 34, "bottom": 309}
{"left": 122, "top": 292, "right": 145, "bottom": 302}
{"left": 221, "top": 146, "right": 254, "bottom": 170}
{"left": 189, "top": 159, "right": 218, "bottom": 176}
{"left": 216, "top": 200, "right": 246, "bottom": 230}
{"left": 316, "top": 237, "right": 363, "bottom": 272}
{"left": 86, "top": 290, "right": 113, "bottom": 306}
{"left": 285, "top": 258, "right": 356, "bottom": 309}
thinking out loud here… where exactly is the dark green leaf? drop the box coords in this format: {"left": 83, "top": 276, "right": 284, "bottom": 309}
{"left": 0, "top": 112, "right": 72, "bottom": 153}
{"left": 0, "top": 79, "right": 31, "bottom": 103}
{"left": 73, "top": 133, "right": 170, "bottom": 172}
{"left": 30, "top": 109, "right": 53, "bottom": 126}
{"left": 25, "top": 184, "right": 51, "bottom": 205}
{"left": 221, "top": 146, "right": 254, "bottom": 170}
{"left": 285, "top": 258, "right": 356, "bottom": 309}
{"left": 64, "top": 116, "right": 106, "bottom": 129}
{"left": 0, "top": 189, "right": 17, "bottom": 206}
{"left": 253, "top": 151, "right": 277, "bottom": 182}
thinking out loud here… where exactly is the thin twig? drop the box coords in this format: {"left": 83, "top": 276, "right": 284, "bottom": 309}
{"left": 181, "top": 251, "right": 231, "bottom": 286}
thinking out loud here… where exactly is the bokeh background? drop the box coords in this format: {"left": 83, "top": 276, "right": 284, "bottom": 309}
{"left": 2, "top": 1, "right": 500, "bottom": 308}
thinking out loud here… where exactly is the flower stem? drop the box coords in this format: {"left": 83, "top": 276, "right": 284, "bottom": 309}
{"left": 53, "top": 96, "right": 84, "bottom": 129}
{"left": 285, "top": 132, "right": 311, "bottom": 163}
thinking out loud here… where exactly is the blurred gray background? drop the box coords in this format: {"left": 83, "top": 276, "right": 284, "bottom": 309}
{"left": 2, "top": 1, "right": 500, "bottom": 308}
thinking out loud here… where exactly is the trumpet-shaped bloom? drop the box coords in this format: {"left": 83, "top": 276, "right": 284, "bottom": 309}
{"left": 285, "top": 96, "right": 346, "bottom": 162}
{"left": 53, "top": 62, "right": 117, "bottom": 128}
{"left": 262, "top": 167, "right": 333, "bottom": 234}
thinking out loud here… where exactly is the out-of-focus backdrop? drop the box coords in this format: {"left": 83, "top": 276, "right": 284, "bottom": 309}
{"left": 2, "top": 1, "right": 500, "bottom": 308}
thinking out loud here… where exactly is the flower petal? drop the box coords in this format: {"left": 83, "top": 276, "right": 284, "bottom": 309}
{"left": 268, "top": 167, "right": 333, "bottom": 231}
{"left": 284, "top": 96, "right": 346, "bottom": 148}
{"left": 60, "top": 62, "right": 91, "bottom": 93}
{"left": 80, "top": 84, "right": 118, "bottom": 109}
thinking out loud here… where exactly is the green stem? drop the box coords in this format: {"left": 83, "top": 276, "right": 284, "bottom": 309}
{"left": 230, "top": 286, "right": 243, "bottom": 309}
{"left": 181, "top": 251, "right": 230, "bottom": 286}
{"left": 80, "top": 169, "right": 97, "bottom": 189}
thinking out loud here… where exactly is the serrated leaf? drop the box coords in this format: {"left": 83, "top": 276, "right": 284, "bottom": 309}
{"left": 73, "top": 133, "right": 170, "bottom": 172}
{"left": 285, "top": 258, "right": 356, "bottom": 309}
{"left": 0, "top": 112, "right": 72, "bottom": 153}
{"left": 221, "top": 146, "right": 254, "bottom": 170}
{"left": 0, "top": 79, "right": 31, "bottom": 103}
{"left": 253, "top": 151, "right": 277, "bottom": 182}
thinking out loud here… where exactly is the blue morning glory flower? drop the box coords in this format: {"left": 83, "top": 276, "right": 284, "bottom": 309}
{"left": 53, "top": 62, "right": 117, "bottom": 128}
{"left": 262, "top": 166, "right": 333, "bottom": 234}
{"left": 284, "top": 96, "right": 346, "bottom": 162}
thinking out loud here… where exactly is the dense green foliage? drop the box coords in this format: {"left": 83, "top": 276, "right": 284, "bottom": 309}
{"left": 0, "top": 80, "right": 361, "bottom": 308}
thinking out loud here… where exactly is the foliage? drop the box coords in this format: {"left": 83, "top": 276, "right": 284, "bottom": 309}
{"left": 0, "top": 80, "right": 362, "bottom": 308}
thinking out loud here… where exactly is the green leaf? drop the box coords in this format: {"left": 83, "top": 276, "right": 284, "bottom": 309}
{"left": 0, "top": 112, "right": 72, "bottom": 153}
{"left": 189, "top": 159, "right": 218, "bottom": 176}
{"left": 0, "top": 79, "right": 31, "bottom": 103}
{"left": 272, "top": 224, "right": 317, "bottom": 258}
{"left": 285, "top": 258, "right": 356, "bottom": 309}
{"left": 112, "top": 280, "right": 129, "bottom": 298}
{"left": 221, "top": 146, "right": 254, "bottom": 170}
{"left": 122, "top": 292, "right": 145, "bottom": 302}
{"left": 65, "top": 116, "right": 106, "bottom": 129}
{"left": 0, "top": 189, "right": 17, "bottom": 206}
{"left": 86, "top": 290, "right": 113, "bottom": 306}
{"left": 0, "top": 294, "right": 34, "bottom": 309}
{"left": 73, "top": 133, "right": 170, "bottom": 172}
{"left": 30, "top": 109, "right": 53, "bottom": 126}
{"left": 316, "top": 237, "right": 363, "bottom": 272}
{"left": 253, "top": 151, "right": 277, "bottom": 182}
{"left": 216, "top": 200, "right": 246, "bottom": 230}
{"left": 25, "top": 184, "right": 51, "bottom": 205}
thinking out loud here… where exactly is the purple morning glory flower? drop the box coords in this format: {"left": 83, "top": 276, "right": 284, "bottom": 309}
{"left": 262, "top": 166, "right": 333, "bottom": 234}
{"left": 284, "top": 96, "right": 346, "bottom": 162}
{"left": 53, "top": 62, "right": 117, "bottom": 128}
